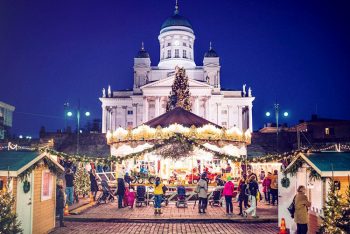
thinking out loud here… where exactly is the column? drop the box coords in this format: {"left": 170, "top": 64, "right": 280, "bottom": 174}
{"left": 227, "top": 105, "right": 231, "bottom": 128}
{"left": 109, "top": 108, "right": 113, "bottom": 131}
{"left": 102, "top": 105, "right": 107, "bottom": 133}
{"left": 122, "top": 106, "right": 128, "bottom": 128}
{"left": 143, "top": 97, "right": 149, "bottom": 122}
{"left": 155, "top": 96, "right": 160, "bottom": 117}
{"left": 195, "top": 97, "right": 199, "bottom": 115}
{"left": 205, "top": 96, "right": 211, "bottom": 120}
{"left": 114, "top": 106, "right": 118, "bottom": 129}
{"left": 249, "top": 105, "right": 253, "bottom": 132}
{"left": 132, "top": 103, "right": 138, "bottom": 127}
{"left": 237, "top": 106, "right": 242, "bottom": 130}
{"left": 216, "top": 103, "right": 222, "bottom": 125}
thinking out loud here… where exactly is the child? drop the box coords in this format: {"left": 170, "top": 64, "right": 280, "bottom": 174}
{"left": 123, "top": 182, "right": 130, "bottom": 207}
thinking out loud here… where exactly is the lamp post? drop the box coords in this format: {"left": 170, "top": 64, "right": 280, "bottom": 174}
{"left": 265, "top": 103, "right": 289, "bottom": 151}
{"left": 66, "top": 101, "right": 90, "bottom": 155}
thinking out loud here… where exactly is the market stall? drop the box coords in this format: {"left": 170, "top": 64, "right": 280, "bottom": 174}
{"left": 107, "top": 107, "right": 251, "bottom": 184}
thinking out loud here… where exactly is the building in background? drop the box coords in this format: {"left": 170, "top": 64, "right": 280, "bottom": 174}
{"left": 0, "top": 101, "right": 15, "bottom": 139}
{"left": 99, "top": 3, "right": 254, "bottom": 133}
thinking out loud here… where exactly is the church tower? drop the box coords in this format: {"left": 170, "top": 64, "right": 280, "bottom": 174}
{"left": 203, "top": 42, "right": 221, "bottom": 93}
{"left": 158, "top": 2, "right": 196, "bottom": 69}
{"left": 133, "top": 42, "right": 151, "bottom": 93}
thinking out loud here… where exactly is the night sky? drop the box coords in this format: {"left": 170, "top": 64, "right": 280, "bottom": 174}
{"left": 1, "top": 0, "right": 349, "bottom": 137}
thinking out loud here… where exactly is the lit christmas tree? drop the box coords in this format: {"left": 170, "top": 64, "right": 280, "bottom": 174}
{"left": 74, "top": 165, "right": 90, "bottom": 198}
{"left": 320, "top": 179, "right": 346, "bottom": 234}
{"left": 338, "top": 177, "right": 350, "bottom": 233}
{"left": 166, "top": 66, "right": 192, "bottom": 111}
{"left": 0, "top": 190, "right": 22, "bottom": 233}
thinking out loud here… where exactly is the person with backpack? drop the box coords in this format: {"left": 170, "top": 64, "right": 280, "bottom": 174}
{"left": 223, "top": 176, "right": 235, "bottom": 215}
{"left": 153, "top": 177, "right": 165, "bottom": 214}
{"left": 243, "top": 175, "right": 259, "bottom": 218}
{"left": 270, "top": 170, "right": 278, "bottom": 206}
{"left": 196, "top": 173, "right": 208, "bottom": 213}
{"left": 294, "top": 185, "right": 311, "bottom": 234}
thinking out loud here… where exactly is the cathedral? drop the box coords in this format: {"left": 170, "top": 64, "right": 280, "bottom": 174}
{"left": 100, "top": 3, "right": 254, "bottom": 133}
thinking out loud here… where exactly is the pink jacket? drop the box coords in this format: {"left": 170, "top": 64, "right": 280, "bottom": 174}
{"left": 262, "top": 177, "right": 271, "bottom": 193}
{"left": 223, "top": 181, "right": 234, "bottom": 196}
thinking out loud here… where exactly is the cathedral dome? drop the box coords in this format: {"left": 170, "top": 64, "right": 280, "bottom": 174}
{"left": 204, "top": 42, "right": 219, "bottom": 57}
{"left": 136, "top": 42, "right": 150, "bottom": 58}
{"left": 160, "top": 4, "right": 192, "bottom": 30}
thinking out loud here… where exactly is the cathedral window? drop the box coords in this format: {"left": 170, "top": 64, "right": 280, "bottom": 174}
{"left": 183, "top": 50, "right": 187, "bottom": 58}
{"left": 183, "top": 42, "right": 187, "bottom": 47}
{"left": 167, "top": 43, "right": 171, "bottom": 47}
{"left": 221, "top": 110, "right": 227, "bottom": 115}
{"left": 127, "top": 122, "right": 133, "bottom": 127}
{"left": 189, "top": 44, "right": 192, "bottom": 48}
{"left": 127, "top": 110, "right": 133, "bottom": 115}
{"left": 175, "top": 49, "right": 179, "bottom": 58}
{"left": 167, "top": 50, "right": 171, "bottom": 58}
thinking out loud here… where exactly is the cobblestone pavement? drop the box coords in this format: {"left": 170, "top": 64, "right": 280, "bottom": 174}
{"left": 67, "top": 200, "right": 277, "bottom": 221}
{"left": 51, "top": 221, "right": 279, "bottom": 234}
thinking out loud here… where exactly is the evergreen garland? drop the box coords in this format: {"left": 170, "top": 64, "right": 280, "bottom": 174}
{"left": 320, "top": 179, "right": 346, "bottom": 234}
{"left": 0, "top": 190, "right": 23, "bottom": 234}
{"left": 166, "top": 66, "right": 192, "bottom": 111}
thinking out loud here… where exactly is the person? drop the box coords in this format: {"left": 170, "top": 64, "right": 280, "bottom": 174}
{"left": 56, "top": 179, "right": 66, "bottom": 227}
{"left": 64, "top": 168, "right": 74, "bottom": 205}
{"left": 116, "top": 178, "right": 126, "bottom": 208}
{"left": 294, "top": 185, "right": 311, "bottom": 234}
{"left": 262, "top": 172, "right": 272, "bottom": 204}
{"left": 225, "top": 164, "right": 232, "bottom": 173}
{"left": 238, "top": 174, "right": 248, "bottom": 209}
{"left": 153, "top": 177, "right": 165, "bottom": 214}
{"left": 196, "top": 173, "right": 208, "bottom": 214}
{"left": 124, "top": 172, "right": 131, "bottom": 188}
{"left": 127, "top": 188, "right": 136, "bottom": 209}
{"left": 123, "top": 182, "right": 130, "bottom": 207}
{"left": 89, "top": 169, "right": 99, "bottom": 201}
{"left": 238, "top": 177, "right": 248, "bottom": 216}
{"left": 223, "top": 176, "right": 235, "bottom": 215}
{"left": 244, "top": 175, "right": 259, "bottom": 218}
{"left": 270, "top": 170, "right": 278, "bottom": 205}
{"left": 259, "top": 170, "right": 265, "bottom": 181}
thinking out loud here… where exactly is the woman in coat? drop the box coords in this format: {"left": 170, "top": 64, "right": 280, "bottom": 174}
{"left": 262, "top": 172, "right": 272, "bottom": 204}
{"left": 56, "top": 179, "right": 66, "bottom": 227}
{"left": 294, "top": 185, "right": 311, "bottom": 234}
{"left": 89, "top": 169, "right": 99, "bottom": 201}
{"left": 238, "top": 177, "right": 247, "bottom": 216}
{"left": 196, "top": 173, "right": 208, "bottom": 214}
{"left": 116, "top": 178, "right": 126, "bottom": 208}
{"left": 222, "top": 176, "right": 235, "bottom": 215}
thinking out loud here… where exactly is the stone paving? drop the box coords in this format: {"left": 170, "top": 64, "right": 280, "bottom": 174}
{"left": 51, "top": 221, "right": 279, "bottom": 234}
{"left": 66, "top": 200, "right": 277, "bottom": 221}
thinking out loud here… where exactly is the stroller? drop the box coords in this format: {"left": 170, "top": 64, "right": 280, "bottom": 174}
{"left": 176, "top": 185, "right": 188, "bottom": 208}
{"left": 209, "top": 187, "right": 223, "bottom": 207}
{"left": 97, "top": 180, "right": 115, "bottom": 204}
{"left": 136, "top": 185, "right": 147, "bottom": 207}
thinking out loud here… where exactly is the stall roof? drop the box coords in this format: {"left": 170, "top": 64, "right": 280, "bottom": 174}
{"left": 143, "top": 107, "right": 222, "bottom": 128}
{"left": 287, "top": 151, "right": 350, "bottom": 177}
{"left": 0, "top": 150, "right": 64, "bottom": 176}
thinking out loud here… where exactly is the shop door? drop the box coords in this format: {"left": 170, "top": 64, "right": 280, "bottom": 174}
{"left": 17, "top": 173, "right": 33, "bottom": 234}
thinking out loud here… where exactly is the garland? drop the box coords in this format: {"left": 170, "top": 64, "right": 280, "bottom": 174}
{"left": 307, "top": 167, "right": 322, "bottom": 181}
{"left": 18, "top": 156, "right": 62, "bottom": 181}
{"left": 284, "top": 158, "right": 304, "bottom": 176}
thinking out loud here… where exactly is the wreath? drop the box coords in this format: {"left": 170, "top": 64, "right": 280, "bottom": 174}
{"left": 281, "top": 177, "right": 290, "bottom": 188}
{"left": 23, "top": 180, "right": 30, "bottom": 193}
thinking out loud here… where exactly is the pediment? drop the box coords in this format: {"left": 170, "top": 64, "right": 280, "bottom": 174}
{"left": 140, "top": 76, "right": 212, "bottom": 90}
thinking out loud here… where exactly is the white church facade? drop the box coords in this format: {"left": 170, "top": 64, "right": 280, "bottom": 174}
{"left": 100, "top": 3, "right": 254, "bottom": 133}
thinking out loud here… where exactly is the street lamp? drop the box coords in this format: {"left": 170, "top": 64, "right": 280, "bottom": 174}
{"left": 66, "top": 102, "right": 90, "bottom": 155}
{"left": 265, "top": 103, "right": 289, "bottom": 151}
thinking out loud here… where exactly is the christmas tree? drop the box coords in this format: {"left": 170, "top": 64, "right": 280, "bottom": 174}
{"left": 320, "top": 179, "right": 346, "bottom": 234}
{"left": 0, "top": 190, "right": 22, "bottom": 234}
{"left": 74, "top": 166, "right": 90, "bottom": 198}
{"left": 338, "top": 177, "right": 350, "bottom": 233}
{"left": 166, "top": 66, "right": 192, "bottom": 111}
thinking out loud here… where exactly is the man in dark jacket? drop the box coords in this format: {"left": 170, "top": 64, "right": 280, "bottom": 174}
{"left": 56, "top": 179, "right": 66, "bottom": 227}
{"left": 65, "top": 168, "right": 74, "bottom": 205}
{"left": 116, "top": 178, "right": 126, "bottom": 208}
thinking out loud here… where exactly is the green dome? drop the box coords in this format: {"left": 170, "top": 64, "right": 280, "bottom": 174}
{"left": 161, "top": 5, "right": 192, "bottom": 31}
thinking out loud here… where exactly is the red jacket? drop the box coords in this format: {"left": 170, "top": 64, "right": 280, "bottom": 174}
{"left": 223, "top": 181, "right": 234, "bottom": 196}
{"left": 262, "top": 177, "right": 271, "bottom": 192}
